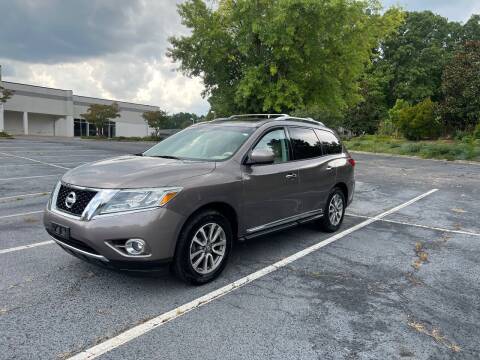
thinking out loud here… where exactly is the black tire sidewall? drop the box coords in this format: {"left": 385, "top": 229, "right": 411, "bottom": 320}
{"left": 321, "top": 188, "right": 346, "bottom": 232}
{"left": 174, "top": 210, "right": 233, "bottom": 285}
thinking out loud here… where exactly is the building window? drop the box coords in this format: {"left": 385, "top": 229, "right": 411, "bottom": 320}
{"left": 74, "top": 119, "right": 116, "bottom": 138}
{"left": 89, "top": 123, "right": 97, "bottom": 136}
{"left": 104, "top": 121, "right": 116, "bottom": 138}
{"left": 74, "top": 119, "right": 88, "bottom": 137}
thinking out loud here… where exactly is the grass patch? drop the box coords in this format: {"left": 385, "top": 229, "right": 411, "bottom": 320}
{"left": 344, "top": 135, "right": 480, "bottom": 162}
{"left": 80, "top": 135, "right": 163, "bottom": 142}
{"left": 0, "top": 131, "right": 13, "bottom": 139}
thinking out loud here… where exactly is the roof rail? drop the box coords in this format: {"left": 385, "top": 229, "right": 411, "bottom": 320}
{"left": 277, "top": 116, "right": 325, "bottom": 127}
{"left": 216, "top": 113, "right": 325, "bottom": 127}
{"left": 227, "top": 113, "right": 289, "bottom": 120}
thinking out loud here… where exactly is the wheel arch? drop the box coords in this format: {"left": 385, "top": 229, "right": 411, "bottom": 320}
{"left": 181, "top": 201, "right": 239, "bottom": 240}
{"left": 333, "top": 182, "right": 348, "bottom": 203}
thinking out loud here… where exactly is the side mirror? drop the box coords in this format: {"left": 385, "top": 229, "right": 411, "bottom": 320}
{"left": 247, "top": 149, "right": 275, "bottom": 165}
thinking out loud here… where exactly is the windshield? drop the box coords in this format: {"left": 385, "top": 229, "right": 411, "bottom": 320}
{"left": 143, "top": 125, "right": 255, "bottom": 161}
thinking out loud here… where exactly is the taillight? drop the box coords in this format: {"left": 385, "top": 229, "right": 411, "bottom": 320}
{"left": 348, "top": 158, "right": 355, "bottom": 167}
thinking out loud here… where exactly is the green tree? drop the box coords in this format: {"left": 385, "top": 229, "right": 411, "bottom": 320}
{"left": 441, "top": 41, "right": 480, "bottom": 131}
{"left": 343, "top": 64, "right": 390, "bottom": 135}
{"left": 0, "top": 84, "right": 13, "bottom": 104}
{"left": 169, "top": 112, "right": 199, "bottom": 128}
{"left": 142, "top": 110, "right": 170, "bottom": 137}
{"left": 379, "top": 11, "right": 462, "bottom": 106}
{"left": 462, "top": 15, "right": 480, "bottom": 42}
{"left": 168, "top": 0, "right": 402, "bottom": 116}
{"left": 81, "top": 102, "right": 120, "bottom": 137}
{"left": 291, "top": 106, "right": 343, "bottom": 130}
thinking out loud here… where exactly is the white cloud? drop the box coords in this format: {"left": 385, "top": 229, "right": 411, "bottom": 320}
{"left": 382, "top": 0, "right": 479, "bottom": 22}
{"left": 1, "top": 56, "right": 209, "bottom": 114}
{"left": 0, "top": 0, "right": 209, "bottom": 114}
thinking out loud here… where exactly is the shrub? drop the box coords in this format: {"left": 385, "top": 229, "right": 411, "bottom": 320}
{"left": 474, "top": 122, "right": 480, "bottom": 140}
{"left": 377, "top": 118, "right": 396, "bottom": 136}
{"left": 396, "top": 98, "right": 442, "bottom": 140}
{"left": 388, "top": 99, "right": 410, "bottom": 128}
{"left": 0, "top": 131, "right": 13, "bottom": 138}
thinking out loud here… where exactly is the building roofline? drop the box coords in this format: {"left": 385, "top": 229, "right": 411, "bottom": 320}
{"left": 2, "top": 80, "right": 72, "bottom": 92}
{"left": 2, "top": 80, "right": 159, "bottom": 109}
{"left": 73, "top": 95, "right": 158, "bottom": 109}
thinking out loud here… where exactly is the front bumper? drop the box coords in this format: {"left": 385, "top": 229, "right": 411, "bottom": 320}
{"left": 43, "top": 206, "right": 186, "bottom": 269}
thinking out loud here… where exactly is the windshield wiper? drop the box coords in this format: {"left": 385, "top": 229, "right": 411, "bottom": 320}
{"left": 150, "top": 155, "right": 182, "bottom": 160}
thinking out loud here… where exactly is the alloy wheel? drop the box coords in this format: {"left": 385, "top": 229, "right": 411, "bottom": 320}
{"left": 328, "top": 193, "right": 344, "bottom": 226}
{"left": 189, "top": 222, "right": 227, "bottom": 275}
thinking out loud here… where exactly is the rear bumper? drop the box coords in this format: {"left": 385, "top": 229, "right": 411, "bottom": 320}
{"left": 347, "top": 180, "right": 355, "bottom": 206}
{"left": 43, "top": 206, "right": 186, "bottom": 267}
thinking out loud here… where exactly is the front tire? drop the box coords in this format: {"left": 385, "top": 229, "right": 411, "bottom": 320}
{"left": 319, "top": 188, "right": 346, "bottom": 232}
{"left": 173, "top": 210, "right": 233, "bottom": 285}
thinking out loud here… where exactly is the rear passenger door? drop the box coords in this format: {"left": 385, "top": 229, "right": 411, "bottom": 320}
{"left": 287, "top": 127, "right": 337, "bottom": 216}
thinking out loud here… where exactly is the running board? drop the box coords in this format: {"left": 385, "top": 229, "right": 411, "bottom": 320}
{"left": 239, "top": 213, "right": 323, "bottom": 241}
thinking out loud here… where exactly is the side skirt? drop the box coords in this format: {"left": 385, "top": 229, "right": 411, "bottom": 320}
{"left": 239, "top": 211, "right": 324, "bottom": 241}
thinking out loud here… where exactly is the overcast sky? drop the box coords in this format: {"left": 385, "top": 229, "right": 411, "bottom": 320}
{"left": 0, "top": 0, "right": 478, "bottom": 115}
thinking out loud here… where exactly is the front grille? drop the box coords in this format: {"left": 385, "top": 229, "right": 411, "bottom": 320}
{"left": 56, "top": 184, "right": 97, "bottom": 216}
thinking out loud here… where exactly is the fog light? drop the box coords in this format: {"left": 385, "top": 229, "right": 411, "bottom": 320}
{"left": 125, "top": 239, "right": 146, "bottom": 255}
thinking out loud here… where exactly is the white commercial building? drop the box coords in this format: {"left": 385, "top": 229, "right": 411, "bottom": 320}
{"left": 0, "top": 81, "right": 159, "bottom": 137}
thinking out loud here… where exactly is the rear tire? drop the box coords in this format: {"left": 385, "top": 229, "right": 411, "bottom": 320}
{"left": 319, "top": 187, "right": 346, "bottom": 232}
{"left": 173, "top": 210, "right": 232, "bottom": 285}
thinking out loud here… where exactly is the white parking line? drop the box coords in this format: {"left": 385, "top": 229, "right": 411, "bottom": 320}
{"left": 3, "top": 150, "right": 113, "bottom": 153}
{"left": 0, "top": 147, "right": 86, "bottom": 150}
{"left": 0, "top": 174, "right": 62, "bottom": 181}
{"left": 0, "top": 152, "right": 71, "bottom": 170}
{"left": 68, "top": 189, "right": 438, "bottom": 360}
{"left": 0, "top": 210, "right": 43, "bottom": 220}
{"left": 0, "top": 192, "right": 49, "bottom": 201}
{"left": 347, "top": 213, "right": 480, "bottom": 237}
{"left": 0, "top": 162, "right": 85, "bottom": 168}
{"left": 31, "top": 154, "right": 115, "bottom": 157}
{"left": 0, "top": 241, "right": 54, "bottom": 255}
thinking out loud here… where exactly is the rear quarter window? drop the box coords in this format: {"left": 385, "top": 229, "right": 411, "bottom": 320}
{"left": 314, "top": 129, "right": 343, "bottom": 155}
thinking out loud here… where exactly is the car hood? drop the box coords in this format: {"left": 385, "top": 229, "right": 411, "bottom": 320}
{"left": 61, "top": 155, "right": 216, "bottom": 189}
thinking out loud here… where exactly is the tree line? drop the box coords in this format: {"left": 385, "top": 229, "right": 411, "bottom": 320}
{"left": 168, "top": 0, "right": 480, "bottom": 140}
{"left": 79, "top": 103, "right": 203, "bottom": 138}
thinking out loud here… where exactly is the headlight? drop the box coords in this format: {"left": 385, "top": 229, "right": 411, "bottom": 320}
{"left": 47, "top": 180, "right": 62, "bottom": 210}
{"left": 98, "top": 187, "right": 182, "bottom": 215}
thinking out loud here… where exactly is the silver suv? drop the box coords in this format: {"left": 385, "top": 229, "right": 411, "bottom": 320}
{"left": 44, "top": 114, "right": 355, "bottom": 284}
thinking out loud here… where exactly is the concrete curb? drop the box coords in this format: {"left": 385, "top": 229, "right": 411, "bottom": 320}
{"left": 350, "top": 150, "right": 480, "bottom": 166}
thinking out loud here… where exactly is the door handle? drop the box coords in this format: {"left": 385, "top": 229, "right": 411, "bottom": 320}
{"left": 285, "top": 173, "right": 297, "bottom": 179}
{"left": 326, "top": 166, "right": 333, "bottom": 171}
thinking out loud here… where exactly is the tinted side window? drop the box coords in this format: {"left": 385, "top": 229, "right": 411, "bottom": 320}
{"left": 253, "top": 128, "right": 290, "bottom": 163}
{"left": 315, "top": 129, "right": 342, "bottom": 155}
{"left": 288, "top": 127, "right": 322, "bottom": 160}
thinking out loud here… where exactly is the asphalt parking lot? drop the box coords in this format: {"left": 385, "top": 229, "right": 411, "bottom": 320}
{"left": 1, "top": 136, "right": 479, "bottom": 360}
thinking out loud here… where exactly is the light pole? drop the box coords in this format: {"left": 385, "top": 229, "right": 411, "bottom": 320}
{"left": 0, "top": 65, "right": 4, "bottom": 132}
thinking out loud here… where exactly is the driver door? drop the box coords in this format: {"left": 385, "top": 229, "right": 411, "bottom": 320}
{"left": 241, "top": 127, "right": 300, "bottom": 234}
